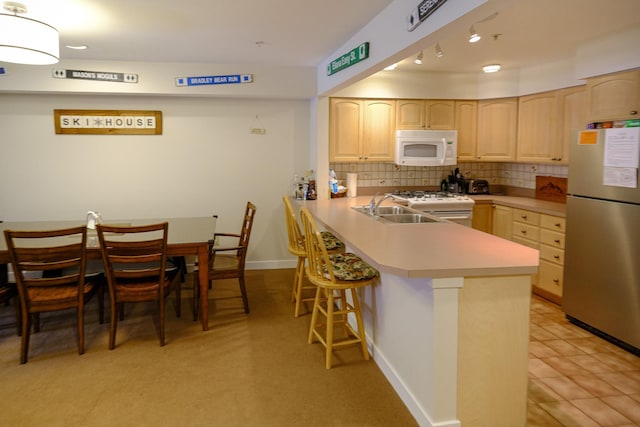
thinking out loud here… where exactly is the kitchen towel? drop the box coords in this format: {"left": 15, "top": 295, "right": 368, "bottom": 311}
{"left": 347, "top": 173, "right": 357, "bottom": 198}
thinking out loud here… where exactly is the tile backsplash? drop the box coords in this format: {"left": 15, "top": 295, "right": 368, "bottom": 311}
{"left": 329, "top": 162, "right": 568, "bottom": 190}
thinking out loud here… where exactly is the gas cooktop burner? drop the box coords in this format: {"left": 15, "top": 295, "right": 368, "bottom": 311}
{"left": 390, "top": 190, "right": 475, "bottom": 210}
{"left": 391, "top": 190, "right": 468, "bottom": 200}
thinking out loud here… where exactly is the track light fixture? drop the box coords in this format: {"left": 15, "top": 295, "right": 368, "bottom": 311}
{"left": 414, "top": 51, "right": 423, "bottom": 65}
{"left": 384, "top": 63, "right": 397, "bottom": 71}
{"left": 435, "top": 43, "right": 443, "bottom": 58}
{"left": 468, "top": 25, "right": 481, "bottom": 43}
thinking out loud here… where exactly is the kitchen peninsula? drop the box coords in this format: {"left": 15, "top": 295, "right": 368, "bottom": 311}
{"left": 298, "top": 196, "right": 539, "bottom": 427}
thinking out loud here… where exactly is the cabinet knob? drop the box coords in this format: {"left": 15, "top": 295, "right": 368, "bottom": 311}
{"left": 553, "top": 279, "right": 560, "bottom": 284}
{"left": 521, "top": 215, "right": 527, "bottom": 220}
{"left": 520, "top": 229, "right": 527, "bottom": 235}
{"left": 555, "top": 223, "right": 561, "bottom": 228}
{"left": 631, "top": 110, "right": 638, "bottom": 115}
{"left": 554, "top": 255, "right": 560, "bottom": 260}
{"left": 554, "top": 239, "right": 561, "bottom": 244}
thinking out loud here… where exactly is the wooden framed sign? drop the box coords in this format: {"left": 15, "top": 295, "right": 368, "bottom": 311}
{"left": 54, "top": 109, "right": 163, "bottom": 135}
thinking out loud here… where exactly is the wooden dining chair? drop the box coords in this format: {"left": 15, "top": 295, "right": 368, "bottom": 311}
{"left": 193, "top": 202, "right": 256, "bottom": 319}
{"left": 299, "top": 207, "right": 379, "bottom": 369}
{"left": 0, "top": 264, "right": 21, "bottom": 336}
{"left": 4, "top": 226, "right": 101, "bottom": 364}
{"left": 96, "top": 222, "right": 181, "bottom": 349}
{"left": 282, "top": 196, "right": 345, "bottom": 317}
{"left": 0, "top": 220, "right": 20, "bottom": 335}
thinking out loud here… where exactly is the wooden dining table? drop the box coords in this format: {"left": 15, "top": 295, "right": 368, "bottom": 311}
{"left": 0, "top": 216, "right": 217, "bottom": 331}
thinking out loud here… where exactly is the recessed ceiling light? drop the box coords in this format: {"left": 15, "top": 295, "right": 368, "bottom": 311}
{"left": 414, "top": 51, "right": 423, "bottom": 65}
{"left": 384, "top": 63, "right": 397, "bottom": 71}
{"left": 482, "top": 64, "right": 501, "bottom": 73}
{"left": 65, "top": 44, "right": 88, "bottom": 50}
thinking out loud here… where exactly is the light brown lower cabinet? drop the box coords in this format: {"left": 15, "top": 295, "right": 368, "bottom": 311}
{"left": 535, "top": 214, "right": 566, "bottom": 304}
{"left": 471, "top": 201, "right": 493, "bottom": 233}
{"left": 484, "top": 203, "right": 565, "bottom": 304}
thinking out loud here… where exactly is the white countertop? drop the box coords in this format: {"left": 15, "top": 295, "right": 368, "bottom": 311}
{"left": 298, "top": 196, "right": 539, "bottom": 279}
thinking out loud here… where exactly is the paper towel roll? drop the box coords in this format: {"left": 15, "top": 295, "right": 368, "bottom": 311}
{"left": 346, "top": 173, "right": 357, "bottom": 198}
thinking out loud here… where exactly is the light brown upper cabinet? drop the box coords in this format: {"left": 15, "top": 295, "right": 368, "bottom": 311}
{"left": 329, "top": 98, "right": 396, "bottom": 162}
{"left": 556, "top": 86, "right": 586, "bottom": 164}
{"left": 586, "top": 69, "right": 640, "bottom": 122}
{"left": 517, "top": 91, "right": 558, "bottom": 163}
{"left": 455, "top": 100, "right": 478, "bottom": 161}
{"left": 477, "top": 98, "right": 518, "bottom": 161}
{"left": 396, "top": 100, "right": 454, "bottom": 130}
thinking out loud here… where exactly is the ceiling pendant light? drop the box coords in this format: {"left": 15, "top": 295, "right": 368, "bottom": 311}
{"left": 414, "top": 51, "right": 423, "bottom": 65}
{"left": 435, "top": 43, "right": 443, "bottom": 58}
{"left": 468, "top": 25, "right": 481, "bottom": 43}
{"left": 0, "top": 2, "right": 59, "bottom": 65}
{"left": 482, "top": 64, "right": 501, "bottom": 73}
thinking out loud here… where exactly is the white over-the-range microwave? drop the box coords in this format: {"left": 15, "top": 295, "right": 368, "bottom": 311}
{"left": 395, "top": 130, "right": 457, "bottom": 166}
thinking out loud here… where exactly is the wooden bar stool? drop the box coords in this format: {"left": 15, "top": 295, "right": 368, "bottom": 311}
{"left": 282, "top": 196, "right": 344, "bottom": 317}
{"left": 299, "top": 207, "right": 379, "bottom": 369}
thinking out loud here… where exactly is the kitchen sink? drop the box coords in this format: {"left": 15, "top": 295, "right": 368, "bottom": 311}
{"left": 377, "top": 213, "right": 439, "bottom": 224}
{"left": 351, "top": 205, "right": 441, "bottom": 224}
{"left": 351, "top": 205, "right": 413, "bottom": 215}
{"left": 372, "top": 206, "right": 412, "bottom": 215}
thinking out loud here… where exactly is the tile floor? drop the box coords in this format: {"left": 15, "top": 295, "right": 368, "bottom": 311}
{"left": 527, "top": 295, "right": 640, "bottom": 426}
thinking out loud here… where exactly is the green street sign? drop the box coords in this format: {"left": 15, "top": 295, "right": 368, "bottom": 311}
{"left": 327, "top": 42, "right": 370, "bottom": 76}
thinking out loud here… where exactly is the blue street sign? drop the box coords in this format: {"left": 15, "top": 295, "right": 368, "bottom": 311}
{"left": 175, "top": 74, "right": 253, "bottom": 87}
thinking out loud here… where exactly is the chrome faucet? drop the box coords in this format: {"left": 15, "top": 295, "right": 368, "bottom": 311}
{"left": 368, "top": 192, "right": 394, "bottom": 215}
{"left": 367, "top": 193, "right": 378, "bottom": 214}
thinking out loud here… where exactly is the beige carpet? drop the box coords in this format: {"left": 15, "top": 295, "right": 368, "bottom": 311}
{"left": 0, "top": 269, "right": 418, "bottom": 427}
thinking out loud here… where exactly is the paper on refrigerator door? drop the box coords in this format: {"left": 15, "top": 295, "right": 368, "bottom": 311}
{"left": 604, "top": 127, "right": 639, "bottom": 168}
{"left": 603, "top": 127, "right": 639, "bottom": 188}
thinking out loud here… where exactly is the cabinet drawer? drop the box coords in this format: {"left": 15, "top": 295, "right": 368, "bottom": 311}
{"left": 512, "top": 222, "right": 540, "bottom": 242}
{"left": 540, "top": 228, "right": 565, "bottom": 249}
{"left": 513, "top": 208, "right": 540, "bottom": 226}
{"left": 541, "top": 214, "right": 565, "bottom": 232}
{"left": 540, "top": 244, "right": 564, "bottom": 265}
{"left": 512, "top": 235, "right": 539, "bottom": 250}
{"left": 538, "top": 260, "right": 563, "bottom": 297}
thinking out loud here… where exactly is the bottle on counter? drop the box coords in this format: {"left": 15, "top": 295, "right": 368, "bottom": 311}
{"left": 329, "top": 169, "right": 338, "bottom": 194}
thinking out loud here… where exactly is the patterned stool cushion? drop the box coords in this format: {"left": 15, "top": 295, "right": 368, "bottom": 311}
{"left": 321, "top": 231, "right": 345, "bottom": 252}
{"left": 329, "top": 252, "right": 379, "bottom": 281}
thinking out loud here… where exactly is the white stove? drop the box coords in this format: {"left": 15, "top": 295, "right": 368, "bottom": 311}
{"left": 390, "top": 191, "right": 475, "bottom": 226}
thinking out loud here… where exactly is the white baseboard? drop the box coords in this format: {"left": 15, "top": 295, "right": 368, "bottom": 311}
{"left": 185, "top": 259, "right": 297, "bottom": 273}
{"left": 246, "top": 260, "right": 297, "bottom": 270}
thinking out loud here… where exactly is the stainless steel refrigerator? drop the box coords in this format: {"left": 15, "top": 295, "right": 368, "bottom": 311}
{"left": 564, "top": 128, "right": 640, "bottom": 355}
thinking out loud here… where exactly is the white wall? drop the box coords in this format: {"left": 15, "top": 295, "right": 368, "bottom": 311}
{"left": 0, "top": 93, "right": 311, "bottom": 269}
{"left": 0, "top": 59, "right": 316, "bottom": 99}
{"left": 317, "top": 0, "right": 489, "bottom": 96}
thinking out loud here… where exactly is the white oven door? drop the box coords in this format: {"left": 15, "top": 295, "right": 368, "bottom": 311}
{"left": 428, "top": 210, "right": 472, "bottom": 227}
